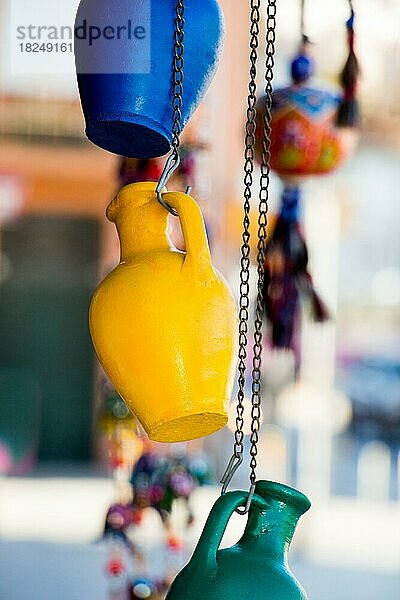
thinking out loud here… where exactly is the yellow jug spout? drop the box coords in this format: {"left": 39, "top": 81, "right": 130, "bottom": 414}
{"left": 89, "top": 182, "right": 238, "bottom": 443}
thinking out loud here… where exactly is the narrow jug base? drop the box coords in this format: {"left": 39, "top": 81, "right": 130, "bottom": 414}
{"left": 147, "top": 412, "right": 228, "bottom": 443}
{"left": 86, "top": 117, "right": 171, "bottom": 158}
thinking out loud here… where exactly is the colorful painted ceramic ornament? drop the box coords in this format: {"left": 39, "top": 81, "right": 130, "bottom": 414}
{"left": 130, "top": 448, "right": 211, "bottom": 528}
{"left": 75, "top": 0, "right": 224, "bottom": 158}
{"left": 257, "top": 3, "right": 360, "bottom": 351}
{"left": 89, "top": 182, "right": 237, "bottom": 442}
{"left": 264, "top": 186, "right": 329, "bottom": 352}
{"left": 256, "top": 47, "right": 342, "bottom": 180}
{"left": 166, "top": 481, "right": 311, "bottom": 600}
{"left": 256, "top": 9, "right": 360, "bottom": 181}
{"left": 267, "top": 83, "right": 345, "bottom": 178}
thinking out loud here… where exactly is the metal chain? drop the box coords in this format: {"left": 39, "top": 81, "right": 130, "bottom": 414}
{"left": 171, "top": 0, "right": 185, "bottom": 158}
{"left": 220, "top": 0, "right": 277, "bottom": 514}
{"left": 220, "top": 0, "right": 261, "bottom": 500}
{"left": 249, "top": 0, "right": 276, "bottom": 490}
{"left": 156, "top": 0, "right": 186, "bottom": 216}
{"left": 300, "top": 0, "right": 309, "bottom": 43}
{"left": 300, "top": 0, "right": 305, "bottom": 40}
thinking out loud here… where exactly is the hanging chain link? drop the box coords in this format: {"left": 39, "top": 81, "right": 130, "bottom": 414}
{"left": 300, "top": 0, "right": 306, "bottom": 41}
{"left": 171, "top": 0, "right": 185, "bottom": 159}
{"left": 156, "top": 0, "right": 186, "bottom": 216}
{"left": 249, "top": 0, "right": 276, "bottom": 489}
{"left": 220, "top": 0, "right": 261, "bottom": 500}
{"left": 220, "top": 0, "right": 277, "bottom": 514}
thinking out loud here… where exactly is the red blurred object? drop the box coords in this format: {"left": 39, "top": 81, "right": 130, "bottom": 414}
{"left": 119, "top": 157, "right": 163, "bottom": 187}
{"left": 131, "top": 508, "right": 144, "bottom": 526}
{"left": 167, "top": 534, "right": 183, "bottom": 552}
{"left": 106, "top": 558, "right": 125, "bottom": 577}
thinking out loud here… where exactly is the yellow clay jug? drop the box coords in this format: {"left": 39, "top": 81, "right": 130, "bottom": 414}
{"left": 89, "top": 182, "right": 238, "bottom": 442}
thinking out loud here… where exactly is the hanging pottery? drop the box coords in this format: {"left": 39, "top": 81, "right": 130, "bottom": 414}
{"left": 256, "top": 56, "right": 347, "bottom": 180}
{"left": 257, "top": 6, "right": 360, "bottom": 350}
{"left": 75, "top": 0, "right": 224, "bottom": 158}
{"left": 89, "top": 182, "right": 237, "bottom": 443}
{"left": 267, "top": 84, "right": 346, "bottom": 178}
{"left": 166, "top": 480, "right": 311, "bottom": 600}
{"left": 256, "top": 18, "right": 360, "bottom": 181}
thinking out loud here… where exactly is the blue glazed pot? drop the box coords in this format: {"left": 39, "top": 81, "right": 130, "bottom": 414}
{"left": 75, "top": 0, "right": 224, "bottom": 158}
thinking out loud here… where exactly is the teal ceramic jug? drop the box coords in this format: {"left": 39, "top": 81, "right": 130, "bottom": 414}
{"left": 166, "top": 480, "right": 311, "bottom": 599}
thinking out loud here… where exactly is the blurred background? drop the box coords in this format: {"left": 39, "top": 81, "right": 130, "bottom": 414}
{"left": 0, "top": 0, "right": 399, "bottom": 599}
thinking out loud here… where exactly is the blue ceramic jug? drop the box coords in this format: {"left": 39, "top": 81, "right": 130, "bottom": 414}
{"left": 74, "top": 0, "right": 224, "bottom": 158}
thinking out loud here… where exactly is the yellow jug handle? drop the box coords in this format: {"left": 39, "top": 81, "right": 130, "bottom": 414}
{"left": 162, "top": 191, "right": 213, "bottom": 277}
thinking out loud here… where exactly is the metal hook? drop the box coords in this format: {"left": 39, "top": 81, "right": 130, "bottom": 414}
{"left": 236, "top": 483, "right": 256, "bottom": 515}
{"left": 220, "top": 455, "right": 256, "bottom": 515}
{"left": 156, "top": 152, "right": 180, "bottom": 216}
{"left": 156, "top": 151, "right": 192, "bottom": 216}
{"left": 220, "top": 453, "right": 244, "bottom": 496}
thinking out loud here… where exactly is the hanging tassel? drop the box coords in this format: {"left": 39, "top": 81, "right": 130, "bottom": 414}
{"left": 264, "top": 186, "right": 330, "bottom": 350}
{"left": 336, "top": 8, "right": 360, "bottom": 128}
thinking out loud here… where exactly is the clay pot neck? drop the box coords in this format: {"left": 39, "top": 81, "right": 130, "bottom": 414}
{"left": 241, "top": 481, "right": 311, "bottom": 559}
{"left": 107, "top": 183, "right": 172, "bottom": 261}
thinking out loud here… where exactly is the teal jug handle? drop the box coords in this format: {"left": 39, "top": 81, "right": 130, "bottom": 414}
{"left": 190, "top": 490, "right": 268, "bottom": 573}
{"left": 161, "top": 191, "right": 213, "bottom": 278}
